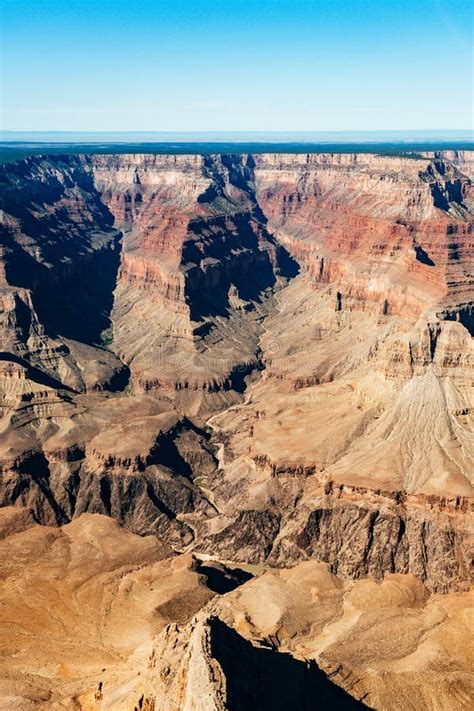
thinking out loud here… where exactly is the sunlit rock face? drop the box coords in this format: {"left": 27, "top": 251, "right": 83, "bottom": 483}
{"left": 0, "top": 150, "right": 472, "bottom": 709}
{"left": 89, "top": 153, "right": 298, "bottom": 398}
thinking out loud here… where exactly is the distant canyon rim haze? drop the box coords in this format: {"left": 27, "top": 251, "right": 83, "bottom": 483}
{"left": 0, "top": 129, "right": 472, "bottom": 162}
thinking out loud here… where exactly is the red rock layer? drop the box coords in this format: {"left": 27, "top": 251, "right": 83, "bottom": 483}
{"left": 253, "top": 152, "right": 473, "bottom": 323}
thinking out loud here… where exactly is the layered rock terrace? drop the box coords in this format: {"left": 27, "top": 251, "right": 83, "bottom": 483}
{"left": 0, "top": 150, "right": 473, "bottom": 708}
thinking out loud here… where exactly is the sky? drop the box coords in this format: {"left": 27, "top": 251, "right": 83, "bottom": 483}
{"left": 0, "top": 0, "right": 472, "bottom": 132}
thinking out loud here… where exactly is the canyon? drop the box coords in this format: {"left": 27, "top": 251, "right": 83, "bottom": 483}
{"left": 0, "top": 150, "right": 472, "bottom": 709}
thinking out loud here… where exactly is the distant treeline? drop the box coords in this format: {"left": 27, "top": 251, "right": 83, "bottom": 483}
{"left": 0, "top": 141, "right": 473, "bottom": 163}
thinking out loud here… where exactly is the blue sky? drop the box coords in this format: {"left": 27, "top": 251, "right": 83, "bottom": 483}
{"left": 1, "top": 0, "right": 472, "bottom": 131}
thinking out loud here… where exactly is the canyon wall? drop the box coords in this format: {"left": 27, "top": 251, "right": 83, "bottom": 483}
{"left": 0, "top": 151, "right": 472, "bottom": 599}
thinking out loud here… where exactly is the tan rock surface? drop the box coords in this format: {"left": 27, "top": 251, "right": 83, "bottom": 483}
{"left": 0, "top": 510, "right": 210, "bottom": 710}
{"left": 213, "top": 560, "right": 474, "bottom": 710}
{"left": 0, "top": 510, "right": 471, "bottom": 710}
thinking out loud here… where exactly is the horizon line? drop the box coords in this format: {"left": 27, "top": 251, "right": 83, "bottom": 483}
{"left": 2, "top": 129, "right": 472, "bottom": 134}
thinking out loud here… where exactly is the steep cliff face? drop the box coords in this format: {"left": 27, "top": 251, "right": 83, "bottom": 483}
{"left": 0, "top": 151, "right": 472, "bottom": 600}
{"left": 89, "top": 153, "right": 297, "bottom": 398}
{"left": 0, "top": 157, "right": 123, "bottom": 346}
{"left": 253, "top": 152, "right": 473, "bottom": 324}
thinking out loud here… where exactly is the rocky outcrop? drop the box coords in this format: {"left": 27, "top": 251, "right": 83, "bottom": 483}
{"left": 0, "top": 510, "right": 471, "bottom": 710}
{"left": 292, "top": 502, "right": 470, "bottom": 593}
{"left": 195, "top": 485, "right": 471, "bottom": 593}
{"left": 0, "top": 410, "right": 219, "bottom": 547}
{"left": 214, "top": 559, "right": 474, "bottom": 711}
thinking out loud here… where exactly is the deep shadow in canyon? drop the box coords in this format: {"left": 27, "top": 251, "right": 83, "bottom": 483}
{"left": 209, "top": 617, "right": 370, "bottom": 711}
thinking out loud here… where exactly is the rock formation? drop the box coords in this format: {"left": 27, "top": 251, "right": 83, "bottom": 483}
{"left": 0, "top": 150, "right": 472, "bottom": 708}
{"left": 0, "top": 509, "right": 472, "bottom": 710}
